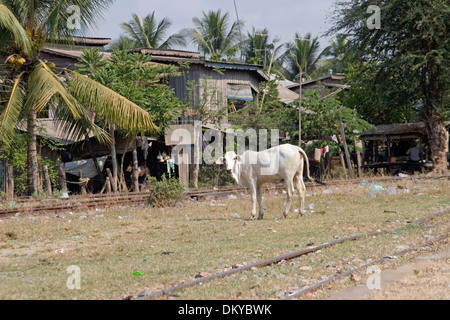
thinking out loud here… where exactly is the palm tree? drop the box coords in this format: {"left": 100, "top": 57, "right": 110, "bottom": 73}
{"left": 245, "top": 28, "right": 272, "bottom": 66}
{"left": 0, "top": 1, "right": 158, "bottom": 195}
{"left": 314, "top": 34, "right": 355, "bottom": 76}
{"left": 282, "top": 32, "right": 330, "bottom": 81}
{"left": 185, "top": 9, "right": 244, "bottom": 60}
{"left": 108, "top": 35, "right": 140, "bottom": 52}
{"left": 119, "top": 12, "right": 186, "bottom": 49}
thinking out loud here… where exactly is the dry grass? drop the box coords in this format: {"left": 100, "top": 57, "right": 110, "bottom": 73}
{"left": 364, "top": 258, "right": 450, "bottom": 300}
{"left": 0, "top": 178, "right": 448, "bottom": 300}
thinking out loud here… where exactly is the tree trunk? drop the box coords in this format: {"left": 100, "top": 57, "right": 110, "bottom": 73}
{"left": 42, "top": 165, "right": 52, "bottom": 194}
{"left": 109, "top": 126, "right": 118, "bottom": 192}
{"left": 193, "top": 163, "right": 199, "bottom": 189}
{"left": 338, "top": 118, "right": 354, "bottom": 178}
{"left": 425, "top": 116, "right": 448, "bottom": 174}
{"left": 27, "top": 111, "right": 39, "bottom": 196}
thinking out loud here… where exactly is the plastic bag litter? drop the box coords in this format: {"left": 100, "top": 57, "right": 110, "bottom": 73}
{"left": 361, "top": 180, "right": 370, "bottom": 186}
{"left": 369, "top": 183, "right": 384, "bottom": 194}
{"left": 386, "top": 187, "right": 397, "bottom": 195}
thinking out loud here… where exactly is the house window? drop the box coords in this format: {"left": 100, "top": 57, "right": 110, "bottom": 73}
{"left": 227, "top": 83, "right": 254, "bottom": 112}
{"left": 226, "top": 84, "right": 254, "bottom": 102}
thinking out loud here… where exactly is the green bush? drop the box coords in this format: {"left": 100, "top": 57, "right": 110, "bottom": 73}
{"left": 146, "top": 176, "right": 186, "bottom": 208}
{"left": 195, "top": 164, "right": 236, "bottom": 188}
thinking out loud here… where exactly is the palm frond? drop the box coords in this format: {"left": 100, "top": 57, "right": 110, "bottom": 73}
{"left": 25, "top": 60, "right": 111, "bottom": 144}
{"left": 25, "top": 60, "right": 80, "bottom": 117}
{"left": 65, "top": 69, "right": 159, "bottom": 136}
{"left": 0, "top": 4, "right": 32, "bottom": 56}
{"left": 44, "top": 0, "right": 114, "bottom": 38}
{"left": 0, "top": 71, "right": 25, "bottom": 145}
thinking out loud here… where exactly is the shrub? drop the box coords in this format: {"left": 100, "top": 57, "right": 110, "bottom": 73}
{"left": 195, "top": 164, "right": 236, "bottom": 188}
{"left": 146, "top": 176, "right": 186, "bottom": 208}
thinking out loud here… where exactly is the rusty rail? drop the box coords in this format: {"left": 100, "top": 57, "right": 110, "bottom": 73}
{"left": 134, "top": 208, "right": 449, "bottom": 300}
{"left": 1, "top": 174, "right": 447, "bottom": 217}
{"left": 283, "top": 233, "right": 448, "bottom": 300}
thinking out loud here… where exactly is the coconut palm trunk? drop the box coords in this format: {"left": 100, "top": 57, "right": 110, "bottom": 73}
{"left": 26, "top": 110, "right": 39, "bottom": 195}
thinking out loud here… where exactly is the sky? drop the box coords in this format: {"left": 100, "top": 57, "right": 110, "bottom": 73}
{"left": 92, "top": 0, "right": 339, "bottom": 50}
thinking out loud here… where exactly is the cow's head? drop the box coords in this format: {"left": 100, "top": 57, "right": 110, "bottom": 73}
{"left": 216, "top": 151, "right": 241, "bottom": 176}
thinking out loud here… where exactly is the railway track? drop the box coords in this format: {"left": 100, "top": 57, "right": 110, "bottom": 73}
{"left": 0, "top": 174, "right": 447, "bottom": 217}
{"left": 133, "top": 208, "right": 449, "bottom": 300}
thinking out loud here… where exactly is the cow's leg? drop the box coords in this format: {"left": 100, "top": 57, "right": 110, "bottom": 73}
{"left": 257, "top": 182, "right": 264, "bottom": 220}
{"left": 282, "top": 179, "right": 294, "bottom": 218}
{"left": 295, "top": 175, "right": 306, "bottom": 217}
{"left": 249, "top": 183, "right": 258, "bottom": 220}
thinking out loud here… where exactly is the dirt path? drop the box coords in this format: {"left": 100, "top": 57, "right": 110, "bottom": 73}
{"left": 325, "top": 245, "right": 450, "bottom": 300}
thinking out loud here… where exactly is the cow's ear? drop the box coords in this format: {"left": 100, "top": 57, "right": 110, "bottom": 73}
{"left": 234, "top": 155, "right": 241, "bottom": 161}
{"left": 216, "top": 157, "right": 224, "bottom": 165}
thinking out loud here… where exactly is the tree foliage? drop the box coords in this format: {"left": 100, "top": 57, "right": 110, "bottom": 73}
{"left": 116, "top": 11, "right": 186, "bottom": 50}
{"left": 329, "top": 0, "right": 449, "bottom": 172}
{"left": 298, "top": 90, "right": 374, "bottom": 154}
{"left": 281, "top": 32, "right": 330, "bottom": 81}
{"left": 184, "top": 9, "right": 244, "bottom": 61}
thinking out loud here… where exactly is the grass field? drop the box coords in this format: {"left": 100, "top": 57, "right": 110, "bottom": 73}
{"left": 0, "top": 177, "right": 448, "bottom": 300}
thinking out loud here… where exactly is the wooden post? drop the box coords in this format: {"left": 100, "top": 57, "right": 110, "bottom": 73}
{"left": 79, "top": 170, "right": 87, "bottom": 195}
{"left": 298, "top": 70, "right": 303, "bottom": 147}
{"left": 58, "top": 163, "right": 67, "bottom": 194}
{"left": 106, "top": 168, "right": 117, "bottom": 193}
{"left": 132, "top": 141, "right": 139, "bottom": 193}
{"left": 355, "top": 141, "right": 363, "bottom": 177}
{"left": 6, "top": 166, "right": 14, "bottom": 200}
{"left": 387, "top": 137, "right": 392, "bottom": 174}
{"left": 109, "top": 126, "right": 118, "bottom": 192}
{"left": 105, "top": 176, "right": 112, "bottom": 194}
{"left": 338, "top": 118, "right": 354, "bottom": 178}
{"left": 42, "top": 165, "right": 52, "bottom": 194}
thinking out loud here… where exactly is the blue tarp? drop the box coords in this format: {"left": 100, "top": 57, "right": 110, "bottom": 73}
{"left": 227, "top": 84, "right": 254, "bottom": 101}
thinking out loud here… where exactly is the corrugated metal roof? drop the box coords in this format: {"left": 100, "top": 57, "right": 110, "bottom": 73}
{"left": 129, "top": 48, "right": 201, "bottom": 59}
{"left": 41, "top": 48, "right": 111, "bottom": 61}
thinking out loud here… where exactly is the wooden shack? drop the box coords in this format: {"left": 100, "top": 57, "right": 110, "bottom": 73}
{"left": 359, "top": 122, "right": 435, "bottom": 174}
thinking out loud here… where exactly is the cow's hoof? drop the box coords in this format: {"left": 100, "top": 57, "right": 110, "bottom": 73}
{"left": 257, "top": 216, "right": 264, "bottom": 220}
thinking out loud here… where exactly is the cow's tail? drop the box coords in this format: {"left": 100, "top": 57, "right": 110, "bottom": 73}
{"left": 297, "top": 147, "right": 326, "bottom": 185}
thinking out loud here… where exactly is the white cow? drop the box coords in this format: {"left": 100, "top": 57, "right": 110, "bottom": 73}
{"left": 216, "top": 144, "right": 314, "bottom": 220}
